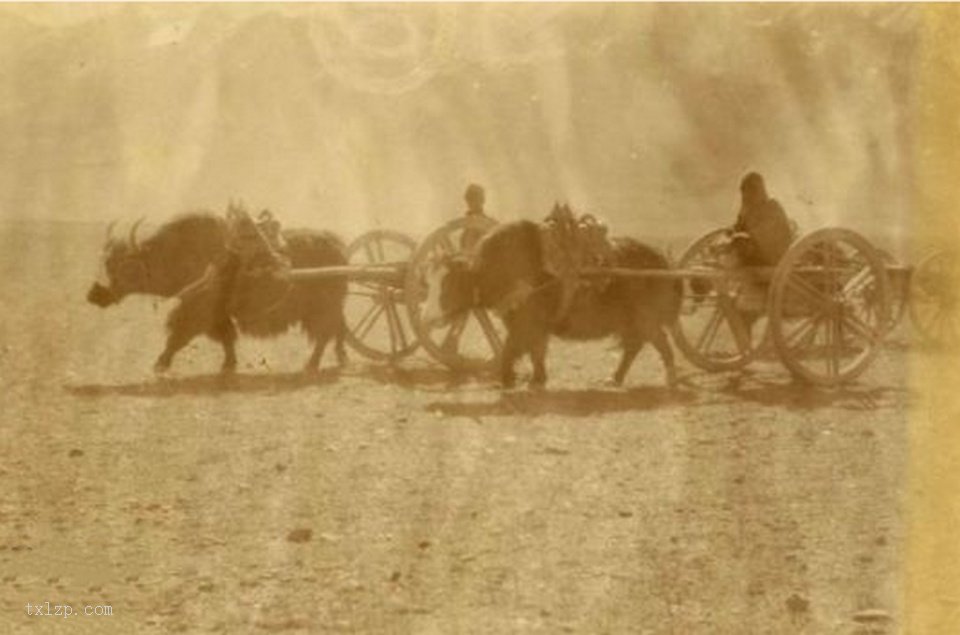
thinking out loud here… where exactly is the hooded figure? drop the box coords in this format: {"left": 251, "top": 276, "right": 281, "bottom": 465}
{"left": 460, "top": 183, "right": 492, "bottom": 253}
{"left": 731, "top": 172, "right": 794, "bottom": 267}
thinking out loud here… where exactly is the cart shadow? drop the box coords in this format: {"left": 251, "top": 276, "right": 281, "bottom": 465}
{"left": 424, "top": 385, "right": 697, "bottom": 419}
{"left": 704, "top": 371, "right": 907, "bottom": 412}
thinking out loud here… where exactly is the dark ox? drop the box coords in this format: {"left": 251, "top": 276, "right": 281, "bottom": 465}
{"left": 87, "top": 212, "right": 347, "bottom": 374}
{"left": 421, "top": 220, "right": 682, "bottom": 388}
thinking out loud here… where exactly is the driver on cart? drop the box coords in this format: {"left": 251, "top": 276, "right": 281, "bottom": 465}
{"left": 726, "top": 172, "right": 794, "bottom": 269}
{"left": 714, "top": 172, "right": 796, "bottom": 325}
{"left": 459, "top": 183, "right": 493, "bottom": 253}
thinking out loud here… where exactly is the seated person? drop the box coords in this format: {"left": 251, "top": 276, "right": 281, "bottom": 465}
{"left": 459, "top": 183, "right": 492, "bottom": 253}
{"left": 711, "top": 173, "right": 796, "bottom": 318}
{"left": 728, "top": 172, "right": 794, "bottom": 267}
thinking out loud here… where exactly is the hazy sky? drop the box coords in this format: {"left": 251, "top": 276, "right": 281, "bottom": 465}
{"left": 0, "top": 4, "right": 920, "bottom": 247}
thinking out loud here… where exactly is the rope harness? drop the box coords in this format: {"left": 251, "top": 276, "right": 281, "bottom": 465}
{"left": 538, "top": 205, "right": 613, "bottom": 323}
{"left": 175, "top": 206, "right": 295, "bottom": 323}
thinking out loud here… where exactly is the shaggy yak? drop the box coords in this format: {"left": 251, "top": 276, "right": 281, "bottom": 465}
{"left": 86, "top": 211, "right": 347, "bottom": 374}
{"left": 420, "top": 219, "right": 682, "bottom": 389}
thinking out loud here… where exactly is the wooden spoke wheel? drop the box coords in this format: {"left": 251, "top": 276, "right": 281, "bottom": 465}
{"left": 404, "top": 216, "right": 503, "bottom": 371}
{"left": 769, "top": 228, "right": 889, "bottom": 386}
{"left": 342, "top": 229, "right": 419, "bottom": 362}
{"left": 672, "top": 228, "right": 770, "bottom": 371}
{"left": 909, "top": 249, "right": 959, "bottom": 347}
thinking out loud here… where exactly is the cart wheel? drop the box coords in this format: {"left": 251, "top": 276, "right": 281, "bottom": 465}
{"left": 342, "top": 229, "right": 419, "bottom": 362}
{"left": 769, "top": 228, "right": 889, "bottom": 386}
{"left": 404, "top": 216, "right": 503, "bottom": 371}
{"left": 909, "top": 249, "right": 959, "bottom": 347}
{"left": 671, "top": 228, "right": 770, "bottom": 371}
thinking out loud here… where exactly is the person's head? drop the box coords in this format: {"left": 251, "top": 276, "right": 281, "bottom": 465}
{"left": 739, "top": 172, "right": 768, "bottom": 206}
{"left": 464, "top": 183, "right": 485, "bottom": 214}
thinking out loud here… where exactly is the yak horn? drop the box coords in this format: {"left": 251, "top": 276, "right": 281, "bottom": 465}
{"left": 128, "top": 217, "right": 146, "bottom": 251}
{"left": 105, "top": 219, "right": 118, "bottom": 240}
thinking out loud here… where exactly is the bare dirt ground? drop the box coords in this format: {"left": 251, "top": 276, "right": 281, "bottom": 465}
{"left": 1, "top": 221, "right": 913, "bottom": 633}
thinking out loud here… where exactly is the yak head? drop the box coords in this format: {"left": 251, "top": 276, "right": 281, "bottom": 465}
{"left": 420, "top": 255, "right": 475, "bottom": 328}
{"left": 86, "top": 218, "right": 149, "bottom": 307}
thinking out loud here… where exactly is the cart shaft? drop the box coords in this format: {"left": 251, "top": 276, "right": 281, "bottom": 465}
{"left": 289, "top": 264, "right": 405, "bottom": 285}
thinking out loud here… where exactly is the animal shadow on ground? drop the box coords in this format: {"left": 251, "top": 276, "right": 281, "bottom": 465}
{"left": 67, "top": 369, "right": 343, "bottom": 398}
{"left": 425, "top": 385, "right": 697, "bottom": 419}
{"left": 350, "top": 362, "right": 478, "bottom": 391}
{"left": 65, "top": 362, "right": 471, "bottom": 398}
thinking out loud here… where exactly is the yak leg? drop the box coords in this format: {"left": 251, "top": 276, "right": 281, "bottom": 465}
{"left": 208, "top": 320, "right": 238, "bottom": 373}
{"left": 302, "top": 310, "right": 345, "bottom": 373}
{"left": 156, "top": 285, "right": 220, "bottom": 374}
{"left": 155, "top": 330, "right": 194, "bottom": 374}
{"left": 647, "top": 326, "right": 678, "bottom": 388}
{"left": 304, "top": 333, "right": 333, "bottom": 374}
{"left": 527, "top": 330, "right": 549, "bottom": 388}
{"left": 611, "top": 336, "right": 644, "bottom": 386}
{"left": 499, "top": 310, "right": 537, "bottom": 390}
{"left": 499, "top": 331, "right": 524, "bottom": 389}
{"left": 501, "top": 306, "right": 550, "bottom": 389}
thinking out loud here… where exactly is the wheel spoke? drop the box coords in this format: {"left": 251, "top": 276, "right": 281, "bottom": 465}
{"left": 386, "top": 300, "right": 409, "bottom": 352}
{"left": 785, "top": 312, "right": 824, "bottom": 350}
{"left": 821, "top": 316, "right": 832, "bottom": 377}
{"left": 786, "top": 273, "right": 833, "bottom": 311}
{"left": 826, "top": 318, "right": 839, "bottom": 378}
{"left": 801, "top": 316, "right": 825, "bottom": 355}
{"left": 473, "top": 309, "right": 503, "bottom": 354}
{"left": 841, "top": 310, "right": 879, "bottom": 344}
{"left": 440, "top": 314, "right": 468, "bottom": 352}
{"left": 842, "top": 265, "right": 875, "bottom": 298}
{"left": 695, "top": 306, "right": 724, "bottom": 353}
{"left": 355, "top": 302, "right": 386, "bottom": 340}
{"left": 382, "top": 300, "right": 400, "bottom": 354}
{"left": 718, "top": 295, "right": 753, "bottom": 355}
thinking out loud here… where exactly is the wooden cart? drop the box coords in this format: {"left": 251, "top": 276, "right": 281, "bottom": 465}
{"left": 290, "top": 217, "right": 956, "bottom": 386}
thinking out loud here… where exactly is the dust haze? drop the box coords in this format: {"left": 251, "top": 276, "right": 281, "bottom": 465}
{"left": 0, "top": 4, "right": 918, "bottom": 247}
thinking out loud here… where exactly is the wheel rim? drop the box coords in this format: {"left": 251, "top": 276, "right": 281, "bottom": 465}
{"left": 404, "top": 216, "right": 503, "bottom": 371}
{"left": 343, "top": 230, "right": 419, "bottom": 362}
{"left": 672, "top": 228, "right": 770, "bottom": 372}
{"left": 909, "top": 249, "right": 960, "bottom": 347}
{"left": 769, "top": 228, "right": 889, "bottom": 385}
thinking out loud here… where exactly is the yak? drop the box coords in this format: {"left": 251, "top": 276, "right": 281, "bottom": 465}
{"left": 86, "top": 211, "right": 347, "bottom": 374}
{"left": 420, "top": 219, "right": 682, "bottom": 389}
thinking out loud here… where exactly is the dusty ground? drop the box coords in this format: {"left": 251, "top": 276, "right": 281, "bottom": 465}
{"left": 1, "top": 221, "right": 914, "bottom": 633}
